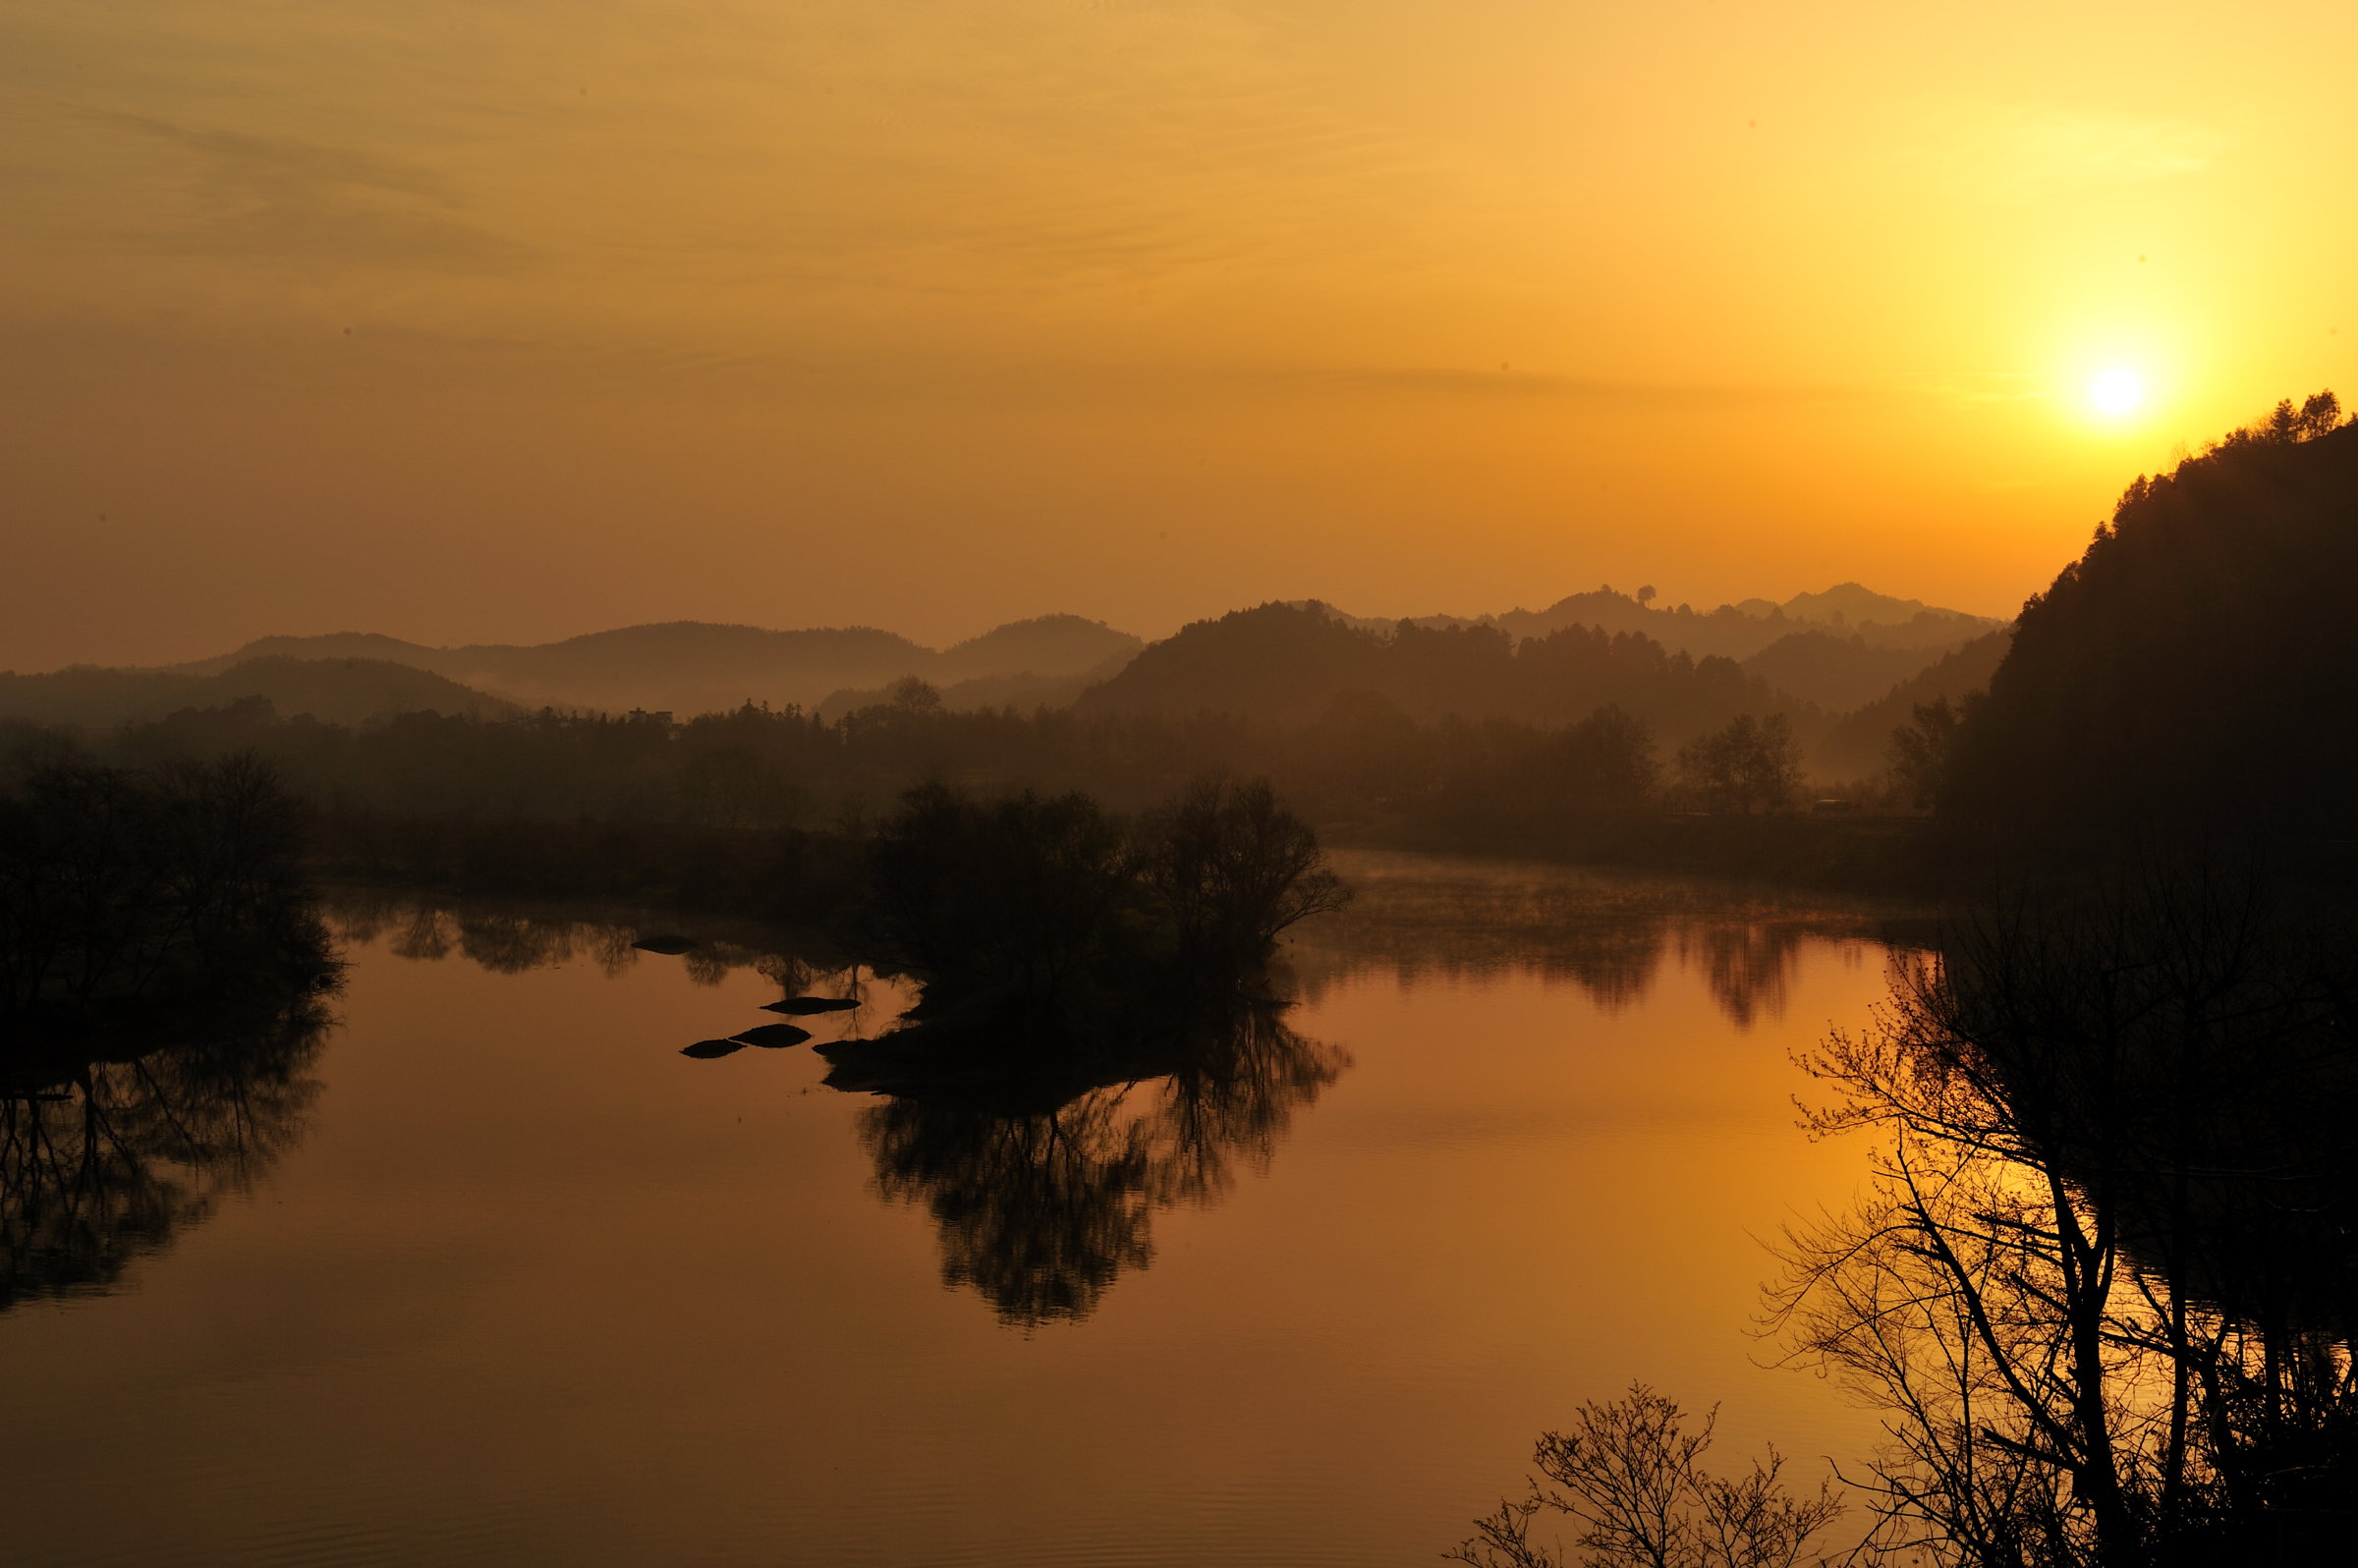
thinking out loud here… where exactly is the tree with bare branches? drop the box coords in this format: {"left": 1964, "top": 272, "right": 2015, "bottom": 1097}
{"left": 1447, "top": 1383, "right": 1843, "bottom": 1568}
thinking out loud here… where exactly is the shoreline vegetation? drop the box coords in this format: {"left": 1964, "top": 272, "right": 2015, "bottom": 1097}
{"left": 1, "top": 692, "right": 1960, "bottom": 929}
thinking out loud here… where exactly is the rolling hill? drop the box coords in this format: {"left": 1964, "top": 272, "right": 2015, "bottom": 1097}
{"left": 168, "top": 615, "right": 1145, "bottom": 717}
{"left": 0, "top": 657, "right": 520, "bottom": 730}
{"left": 1072, "top": 600, "right": 1799, "bottom": 742}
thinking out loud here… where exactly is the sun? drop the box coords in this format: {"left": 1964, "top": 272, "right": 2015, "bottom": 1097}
{"left": 2089, "top": 367, "right": 2146, "bottom": 418}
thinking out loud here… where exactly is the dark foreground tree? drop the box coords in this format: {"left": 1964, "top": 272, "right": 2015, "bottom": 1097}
{"left": 1767, "top": 864, "right": 2358, "bottom": 1566}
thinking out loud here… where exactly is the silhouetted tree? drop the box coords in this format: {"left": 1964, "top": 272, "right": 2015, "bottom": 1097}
{"left": 1887, "top": 694, "right": 1974, "bottom": 811}
{"left": 863, "top": 783, "right": 1131, "bottom": 999}
{"left": 1131, "top": 778, "right": 1350, "bottom": 969}
{"left": 0, "top": 755, "right": 328, "bottom": 1019}
{"left": 1767, "top": 866, "right": 2358, "bottom": 1565}
{"left": 1675, "top": 715, "right": 1800, "bottom": 814}
{"left": 1448, "top": 1383, "right": 1844, "bottom": 1568}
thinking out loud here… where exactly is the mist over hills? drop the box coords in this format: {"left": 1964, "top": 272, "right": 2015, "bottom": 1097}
{"left": 1365, "top": 581, "right": 1998, "bottom": 662}
{"left": 8, "top": 584, "right": 2011, "bottom": 788}
{"left": 0, "top": 657, "right": 519, "bottom": 730}
{"left": 168, "top": 615, "right": 1146, "bottom": 717}
{"left": 1739, "top": 629, "right": 1977, "bottom": 715}
{"left": 1810, "top": 630, "right": 2012, "bottom": 777}
{"left": 159, "top": 583, "right": 1990, "bottom": 716}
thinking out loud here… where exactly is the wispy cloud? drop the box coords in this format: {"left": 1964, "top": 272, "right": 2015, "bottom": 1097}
{"left": 79, "top": 106, "right": 529, "bottom": 270}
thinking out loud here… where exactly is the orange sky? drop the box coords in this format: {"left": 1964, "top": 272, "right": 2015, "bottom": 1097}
{"left": 4, "top": 1, "right": 2354, "bottom": 669}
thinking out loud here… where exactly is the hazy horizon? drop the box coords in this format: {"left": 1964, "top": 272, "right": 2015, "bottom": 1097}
{"left": 10, "top": 2, "right": 2353, "bottom": 670}
{"left": 5, "top": 575, "right": 2001, "bottom": 675}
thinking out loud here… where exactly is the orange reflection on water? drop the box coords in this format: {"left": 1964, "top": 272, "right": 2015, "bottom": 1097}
{"left": 0, "top": 858, "right": 1901, "bottom": 1565}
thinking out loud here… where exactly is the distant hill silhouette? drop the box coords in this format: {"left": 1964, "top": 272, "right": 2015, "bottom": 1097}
{"left": 169, "top": 615, "right": 1143, "bottom": 717}
{"left": 1376, "top": 582, "right": 2000, "bottom": 664}
{"left": 100, "top": 587, "right": 1989, "bottom": 740}
{"left": 1074, "top": 600, "right": 1796, "bottom": 741}
{"left": 1810, "top": 630, "right": 2011, "bottom": 777}
{"left": 1739, "top": 630, "right": 1965, "bottom": 713}
{"left": 816, "top": 655, "right": 1138, "bottom": 723}
{"left": 0, "top": 656, "right": 519, "bottom": 730}
{"left": 1948, "top": 394, "right": 2358, "bottom": 836}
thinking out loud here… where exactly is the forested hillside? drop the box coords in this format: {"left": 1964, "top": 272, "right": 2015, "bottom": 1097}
{"left": 1074, "top": 601, "right": 1799, "bottom": 742}
{"left": 1947, "top": 393, "right": 2358, "bottom": 839}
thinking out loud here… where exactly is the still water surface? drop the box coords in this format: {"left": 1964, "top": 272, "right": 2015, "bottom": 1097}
{"left": 1, "top": 853, "right": 1906, "bottom": 1566}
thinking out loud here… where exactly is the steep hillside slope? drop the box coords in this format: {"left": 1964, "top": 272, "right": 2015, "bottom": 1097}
{"left": 1949, "top": 400, "right": 2358, "bottom": 834}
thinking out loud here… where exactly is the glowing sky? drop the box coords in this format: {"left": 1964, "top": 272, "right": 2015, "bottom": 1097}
{"left": 4, "top": 1, "right": 2353, "bottom": 668}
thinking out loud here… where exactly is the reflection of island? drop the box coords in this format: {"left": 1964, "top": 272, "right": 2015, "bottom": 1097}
{"left": 1, "top": 1001, "right": 331, "bottom": 1312}
{"left": 324, "top": 892, "right": 836, "bottom": 987}
{"left": 1290, "top": 851, "right": 1912, "bottom": 1028}
{"left": 823, "top": 999, "right": 1348, "bottom": 1326}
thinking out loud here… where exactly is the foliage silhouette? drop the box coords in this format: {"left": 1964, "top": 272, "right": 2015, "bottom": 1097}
{"left": 1448, "top": 1383, "right": 1844, "bottom": 1568}
{"left": 1943, "top": 392, "right": 2358, "bottom": 848}
{"left": 1673, "top": 714, "right": 1802, "bottom": 814}
{"left": 0, "top": 755, "right": 334, "bottom": 1023}
{"left": 1768, "top": 863, "right": 2358, "bottom": 1565}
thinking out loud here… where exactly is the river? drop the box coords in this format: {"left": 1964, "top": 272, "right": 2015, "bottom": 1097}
{"left": 0, "top": 851, "right": 1910, "bottom": 1566}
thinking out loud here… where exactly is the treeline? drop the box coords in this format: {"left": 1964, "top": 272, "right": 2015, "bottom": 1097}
{"left": 0, "top": 755, "right": 334, "bottom": 1024}
{"left": 3, "top": 673, "right": 1939, "bottom": 897}
{"left": 1075, "top": 601, "right": 1803, "bottom": 732}
{"left": 8, "top": 673, "right": 1967, "bottom": 919}
{"left": 13, "top": 673, "right": 1853, "bottom": 827}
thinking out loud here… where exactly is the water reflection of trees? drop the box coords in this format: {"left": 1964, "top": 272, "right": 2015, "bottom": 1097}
{"left": 323, "top": 892, "right": 809, "bottom": 986}
{"left": 1772, "top": 868, "right": 2358, "bottom": 1564}
{"left": 1291, "top": 854, "right": 1896, "bottom": 1028}
{"left": 833, "top": 1000, "right": 1347, "bottom": 1326}
{"left": 0, "top": 998, "right": 330, "bottom": 1312}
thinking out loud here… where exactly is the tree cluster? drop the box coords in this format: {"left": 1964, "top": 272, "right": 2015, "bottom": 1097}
{"left": 0, "top": 755, "right": 333, "bottom": 1023}
{"left": 862, "top": 776, "right": 1349, "bottom": 1011}
{"left": 1673, "top": 713, "right": 1803, "bottom": 813}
